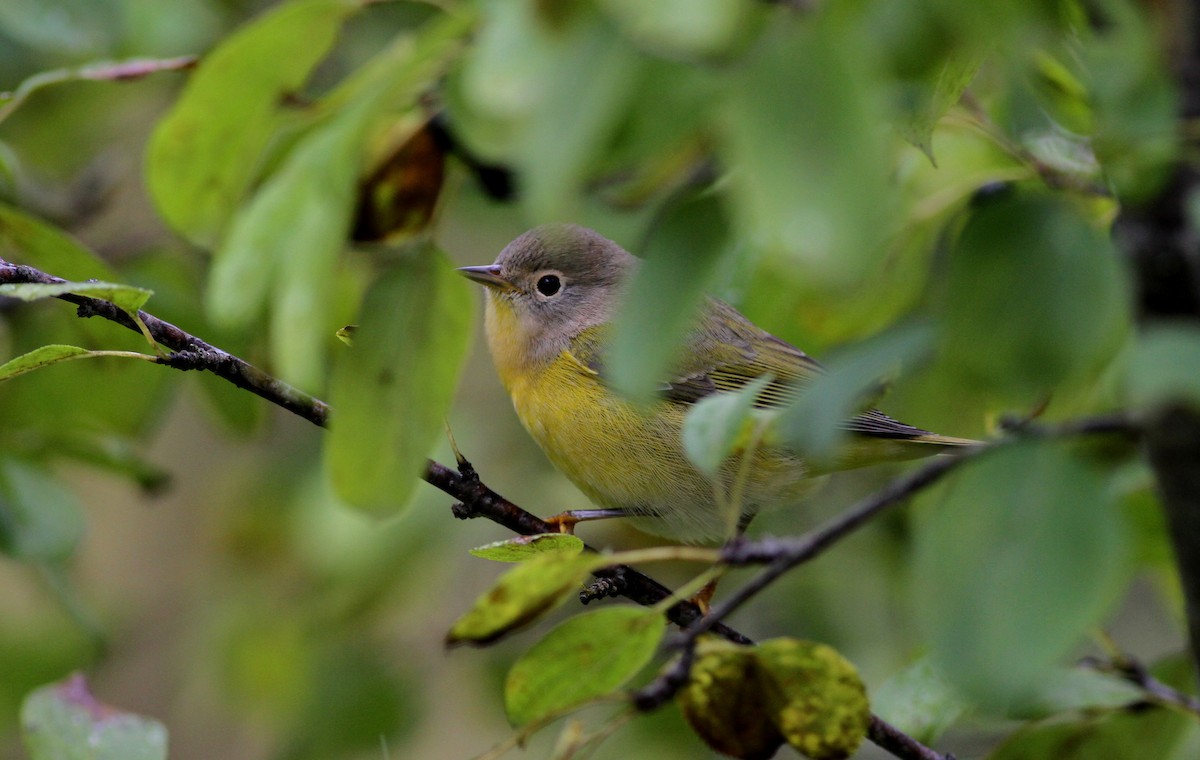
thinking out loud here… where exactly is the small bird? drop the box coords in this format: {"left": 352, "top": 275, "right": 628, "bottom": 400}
{"left": 460, "top": 224, "right": 974, "bottom": 543}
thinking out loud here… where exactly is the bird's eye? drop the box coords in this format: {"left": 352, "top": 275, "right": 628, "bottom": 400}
{"left": 536, "top": 274, "right": 562, "bottom": 297}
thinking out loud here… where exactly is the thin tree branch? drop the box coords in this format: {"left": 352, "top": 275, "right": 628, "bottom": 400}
{"left": 631, "top": 451, "right": 979, "bottom": 719}
{"left": 0, "top": 262, "right": 331, "bottom": 425}
{"left": 0, "top": 258, "right": 747, "bottom": 643}
{"left": 867, "top": 716, "right": 954, "bottom": 760}
{"left": 633, "top": 415, "right": 1143, "bottom": 709}
{"left": 0, "top": 56, "right": 197, "bottom": 126}
{"left": 1081, "top": 651, "right": 1200, "bottom": 718}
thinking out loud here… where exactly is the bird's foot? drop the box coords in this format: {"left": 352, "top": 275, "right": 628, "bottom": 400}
{"left": 543, "top": 508, "right": 633, "bottom": 534}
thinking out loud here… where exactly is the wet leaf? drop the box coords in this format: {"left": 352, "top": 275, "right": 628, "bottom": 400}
{"left": 680, "top": 638, "right": 869, "bottom": 760}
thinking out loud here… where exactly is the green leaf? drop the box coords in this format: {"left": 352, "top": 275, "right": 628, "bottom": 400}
{"left": 609, "top": 192, "right": 734, "bottom": 402}
{"left": 0, "top": 345, "right": 154, "bottom": 383}
{"left": 1004, "top": 667, "right": 1143, "bottom": 721}
{"left": 21, "top": 673, "right": 167, "bottom": 760}
{"left": 326, "top": 249, "right": 472, "bottom": 514}
{"left": 516, "top": 12, "right": 642, "bottom": 221}
{"left": 997, "top": 655, "right": 1200, "bottom": 760}
{"left": 597, "top": 0, "right": 760, "bottom": 58}
{"left": 504, "top": 606, "right": 666, "bottom": 726}
{"left": 0, "top": 279, "right": 175, "bottom": 438}
{"left": 680, "top": 638, "right": 869, "bottom": 760}
{"left": 589, "top": 59, "right": 717, "bottom": 206}
{"left": 990, "top": 712, "right": 1199, "bottom": 760}
{"left": 255, "top": 98, "right": 376, "bottom": 388}
{"left": 722, "top": 17, "right": 891, "bottom": 287}
{"left": 912, "top": 440, "right": 1130, "bottom": 710}
{"left": 0, "top": 458, "right": 85, "bottom": 562}
{"left": 988, "top": 655, "right": 1199, "bottom": 760}
{"left": 895, "top": 51, "right": 984, "bottom": 164}
{"left": 458, "top": 0, "right": 566, "bottom": 121}
{"left": 445, "top": 553, "right": 605, "bottom": 647}
{"left": 470, "top": 534, "right": 585, "bottom": 563}
{"left": 145, "top": 0, "right": 362, "bottom": 246}
{"left": 756, "top": 638, "right": 870, "bottom": 760}
{"left": 1081, "top": 0, "right": 1179, "bottom": 202}
{"left": 0, "top": 281, "right": 156, "bottom": 346}
{"left": 776, "top": 322, "right": 934, "bottom": 464}
{"left": 1126, "top": 323, "right": 1200, "bottom": 409}
{"left": 941, "top": 193, "right": 1130, "bottom": 400}
{"left": 0, "top": 204, "right": 116, "bottom": 281}
{"left": 679, "top": 641, "right": 784, "bottom": 760}
{"left": 682, "top": 375, "right": 772, "bottom": 476}
{"left": 207, "top": 11, "right": 472, "bottom": 388}
{"left": 0, "top": 281, "right": 152, "bottom": 318}
{"left": 872, "top": 658, "right": 967, "bottom": 746}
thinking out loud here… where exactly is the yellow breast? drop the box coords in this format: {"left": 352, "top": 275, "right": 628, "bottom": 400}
{"left": 483, "top": 295, "right": 811, "bottom": 542}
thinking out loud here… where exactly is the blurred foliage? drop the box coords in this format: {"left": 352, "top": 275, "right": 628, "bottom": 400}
{"left": 0, "top": 0, "right": 1196, "bottom": 759}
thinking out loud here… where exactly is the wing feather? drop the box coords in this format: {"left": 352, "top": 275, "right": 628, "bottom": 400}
{"left": 566, "top": 298, "right": 943, "bottom": 443}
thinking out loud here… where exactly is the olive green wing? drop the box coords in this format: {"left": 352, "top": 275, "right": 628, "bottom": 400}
{"left": 658, "top": 299, "right": 823, "bottom": 409}
{"left": 565, "top": 298, "right": 974, "bottom": 446}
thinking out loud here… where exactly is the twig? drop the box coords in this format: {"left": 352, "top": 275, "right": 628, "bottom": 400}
{"left": 426, "top": 457, "right": 751, "bottom": 644}
{"left": 629, "top": 452, "right": 977, "bottom": 718}
{"left": 0, "top": 262, "right": 331, "bottom": 425}
{"left": 867, "top": 716, "right": 955, "bottom": 760}
{"left": 1081, "top": 652, "right": 1200, "bottom": 718}
{"left": 0, "top": 258, "right": 748, "bottom": 644}
{"left": 633, "top": 413, "right": 1142, "bottom": 709}
{"left": 0, "top": 56, "right": 197, "bottom": 125}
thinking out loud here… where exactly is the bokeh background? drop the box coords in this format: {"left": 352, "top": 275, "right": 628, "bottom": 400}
{"left": 0, "top": 1, "right": 1194, "bottom": 759}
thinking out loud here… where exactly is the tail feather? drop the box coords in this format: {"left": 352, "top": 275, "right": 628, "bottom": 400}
{"left": 846, "top": 409, "right": 980, "bottom": 447}
{"left": 908, "top": 433, "right": 982, "bottom": 447}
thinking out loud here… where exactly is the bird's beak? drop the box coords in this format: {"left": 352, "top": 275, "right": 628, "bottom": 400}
{"left": 457, "top": 264, "right": 516, "bottom": 291}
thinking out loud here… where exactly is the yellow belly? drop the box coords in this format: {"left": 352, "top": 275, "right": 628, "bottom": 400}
{"left": 505, "top": 351, "right": 811, "bottom": 542}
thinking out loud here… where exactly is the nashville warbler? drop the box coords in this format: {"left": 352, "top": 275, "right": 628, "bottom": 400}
{"left": 460, "top": 224, "right": 973, "bottom": 542}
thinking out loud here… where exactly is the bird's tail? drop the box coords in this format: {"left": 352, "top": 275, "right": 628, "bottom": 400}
{"left": 908, "top": 432, "right": 982, "bottom": 447}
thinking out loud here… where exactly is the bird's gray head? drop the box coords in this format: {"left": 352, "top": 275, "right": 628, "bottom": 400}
{"left": 459, "top": 224, "right": 637, "bottom": 365}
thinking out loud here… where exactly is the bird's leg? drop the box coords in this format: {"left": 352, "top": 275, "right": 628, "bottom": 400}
{"left": 543, "top": 508, "right": 636, "bottom": 534}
